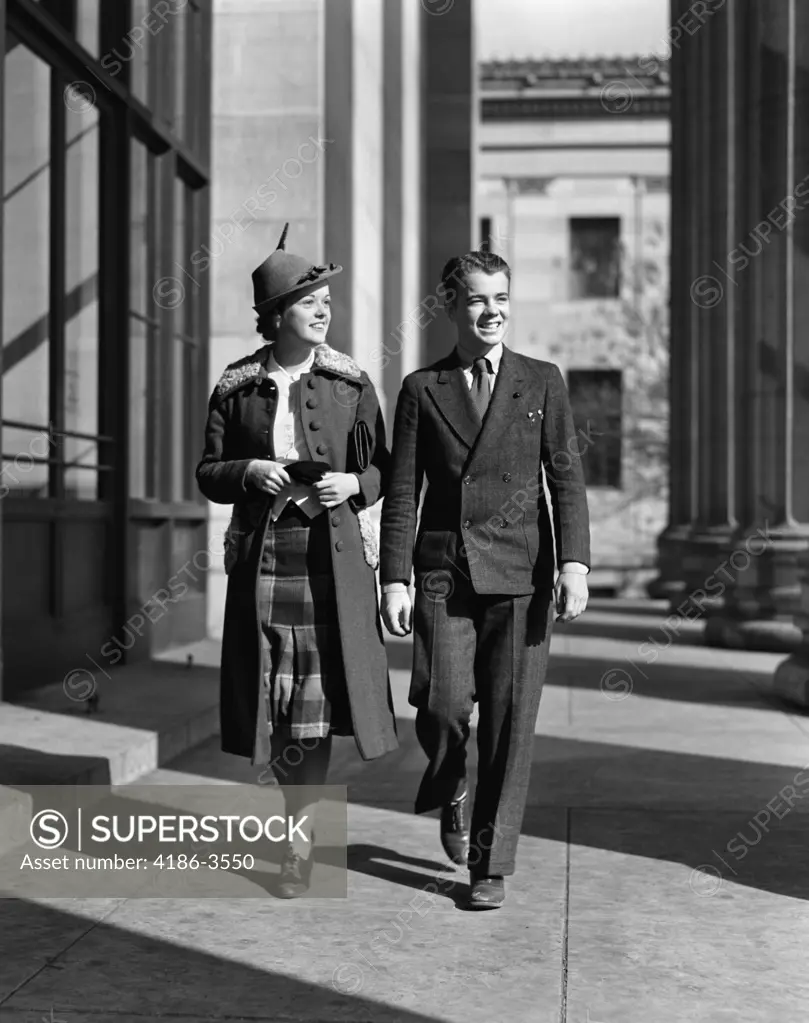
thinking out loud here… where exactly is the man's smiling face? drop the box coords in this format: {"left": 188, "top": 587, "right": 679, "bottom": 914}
{"left": 448, "top": 270, "right": 510, "bottom": 350}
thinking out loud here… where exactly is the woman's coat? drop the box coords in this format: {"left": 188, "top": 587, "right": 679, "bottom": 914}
{"left": 196, "top": 342, "right": 398, "bottom": 762}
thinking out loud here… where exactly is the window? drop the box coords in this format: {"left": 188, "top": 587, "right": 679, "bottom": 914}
{"left": 172, "top": 178, "right": 200, "bottom": 501}
{"left": 567, "top": 369, "right": 622, "bottom": 488}
{"left": 2, "top": 36, "right": 51, "bottom": 497}
{"left": 479, "top": 217, "right": 492, "bottom": 251}
{"left": 32, "top": 1, "right": 100, "bottom": 56}
{"left": 569, "top": 217, "right": 621, "bottom": 299}
{"left": 64, "top": 98, "right": 101, "bottom": 500}
{"left": 75, "top": 0, "right": 100, "bottom": 57}
{"left": 130, "top": 0, "right": 156, "bottom": 108}
{"left": 129, "top": 139, "right": 161, "bottom": 500}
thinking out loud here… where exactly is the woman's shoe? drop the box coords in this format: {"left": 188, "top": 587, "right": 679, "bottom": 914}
{"left": 277, "top": 843, "right": 312, "bottom": 899}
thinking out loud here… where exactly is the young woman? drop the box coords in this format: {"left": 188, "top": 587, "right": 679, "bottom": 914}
{"left": 196, "top": 224, "right": 397, "bottom": 897}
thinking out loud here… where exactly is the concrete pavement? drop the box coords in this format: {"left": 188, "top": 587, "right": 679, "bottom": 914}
{"left": 2, "top": 602, "right": 809, "bottom": 1021}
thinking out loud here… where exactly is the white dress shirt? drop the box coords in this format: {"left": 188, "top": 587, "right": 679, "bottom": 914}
{"left": 382, "top": 341, "right": 587, "bottom": 592}
{"left": 457, "top": 339, "right": 504, "bottom": 388}
{"left": 266, "top": 350, "right": 325, "bottom": 522}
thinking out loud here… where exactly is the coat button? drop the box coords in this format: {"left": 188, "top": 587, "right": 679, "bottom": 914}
{"left": 499, "top": 519, "right": 508, "bottom": 527}
{"left": 335, "top": 540, "right": 344, "bottom": 552}
{"left": 463, "top": 519, "right": 472, "bottom": 529}
{"left": 306, "top": 397, "right": 318, "bottom": 409}
{"left": 331, "top": 515, "right": 341, "bottom": 527}
{"left": 316, "top": 444, "right": 327, "bottom": 455}
{"left": 502, "top": 472, "right": 512, "bottom": 482}
{"left": 309, "top": 420, "right": 321, "bottom": 430}
{"left": 463, "top": 475, "right": 474, "bottom": 485}
{"left": 307, "top": 378, "right": 316, "bottom": 389}
{"left": 513, "top": 391, "right": 521, "bottom": 398}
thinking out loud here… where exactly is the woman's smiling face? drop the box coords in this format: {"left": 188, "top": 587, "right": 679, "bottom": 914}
{"left": 279, "top": 283, "right": 332, "bottom": 345}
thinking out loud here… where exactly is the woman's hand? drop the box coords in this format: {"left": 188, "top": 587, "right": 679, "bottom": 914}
{"left": 246, "top": 459, "right": 292, "bottom": 496}
{"left": 314, "top": 472, "right": 361, "bottom": 508}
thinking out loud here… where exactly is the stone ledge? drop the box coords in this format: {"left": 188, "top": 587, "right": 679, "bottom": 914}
{"left": 0, "top": 649, "right": 220, "bottom": 790}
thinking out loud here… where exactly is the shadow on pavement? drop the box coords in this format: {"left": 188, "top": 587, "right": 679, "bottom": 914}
{"left": 0, "top": 895, "right": 449, "bottom": 1022}
{"left": 546, "top": 649, "right": 787, "bottom": 711}
{"left": 160, "top": 710, "right": 809, "bottom": 905}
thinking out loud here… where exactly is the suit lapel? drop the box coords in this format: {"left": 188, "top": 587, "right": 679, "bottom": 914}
{"left": 470, "top": 346, "right": 526, "bottom": 460}
{"left": 425, "top": 355, "right": 481, "bottom": 451}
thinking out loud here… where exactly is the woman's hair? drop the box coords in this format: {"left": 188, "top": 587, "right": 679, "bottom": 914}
{"left": 440, "top": 250, "right": 512, "bottom": 308}
{"left": 255, "top": 296, "right": 291, "bottom": 342}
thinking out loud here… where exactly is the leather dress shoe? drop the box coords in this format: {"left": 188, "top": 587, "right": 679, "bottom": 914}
{"left": 440, "top": 785, "right": 470, "bottom": 866}
{"left": 467, "top": 875, "right": 505, "bottom": 910}
{"left": 277, "top": 843, "right": 313, "bottom": 899}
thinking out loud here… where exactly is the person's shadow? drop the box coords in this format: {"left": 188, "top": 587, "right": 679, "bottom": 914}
{"left": 330, "top": 842, "right": 468, "bottom": 907}
{"left": 221, "top": 841, "right": 467, "bottom": 904}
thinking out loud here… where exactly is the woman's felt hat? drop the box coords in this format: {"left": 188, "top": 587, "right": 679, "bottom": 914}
{"left": 252, "top": 223, "right": 342, "bottom": 312}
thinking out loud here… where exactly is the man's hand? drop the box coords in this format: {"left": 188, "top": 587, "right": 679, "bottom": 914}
{"left": 246, "top": 459, "right": 292, "bottom": 496}
{"left": 382, "top": 589, "right": 413, "bottom": 636}
{"left": 555, "top": 570, "right": 589, "bottom": 622}
{"left": 313, "top": 472, "right": 361, "bottom": 508}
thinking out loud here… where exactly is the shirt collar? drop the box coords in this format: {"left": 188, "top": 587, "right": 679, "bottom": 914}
{"left": 456, "top": 341, "right": 504, "bottom": 374}
{"left": 267, "top": 348, "right": 315, "bottom": 381}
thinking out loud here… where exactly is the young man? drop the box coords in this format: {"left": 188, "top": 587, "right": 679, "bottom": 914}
{"left": 379, "top": 250, "right": 590, "bottom": 910}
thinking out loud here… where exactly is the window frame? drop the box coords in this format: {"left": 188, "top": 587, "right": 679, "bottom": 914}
{"left": 568, "top": 216, "right": 622, "bottom": 300}
{"left": 566, "top": 367, "right": 623, "bottom": 490}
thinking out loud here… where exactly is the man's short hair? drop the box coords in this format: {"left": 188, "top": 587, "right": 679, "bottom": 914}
{"left": 440, "top": 250, "right": 512, "bottom": 307}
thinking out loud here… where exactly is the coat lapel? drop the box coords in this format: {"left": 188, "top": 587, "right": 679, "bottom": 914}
{"left": 425, "top": 354, "right": 481, "bottom": 451}
{"left": 470, "top": 346, "right": 526, "bottom": 460}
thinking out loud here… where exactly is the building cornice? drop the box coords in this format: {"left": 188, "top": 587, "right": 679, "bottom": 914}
{"left": 479, "top": 55, "right": 670, "bottom": 121}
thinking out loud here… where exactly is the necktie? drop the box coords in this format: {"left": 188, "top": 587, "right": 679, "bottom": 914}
{"left": 470, "top": 356, "right": 492, "bottom": 421}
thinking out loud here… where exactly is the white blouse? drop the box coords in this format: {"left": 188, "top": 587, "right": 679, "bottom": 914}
{"left": 266, "top": 350, "right": 325, "bottom": 522}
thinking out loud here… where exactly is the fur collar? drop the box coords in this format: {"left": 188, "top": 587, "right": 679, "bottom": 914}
{"left": 214, "top": 344, "right": 363, "bottom": 400}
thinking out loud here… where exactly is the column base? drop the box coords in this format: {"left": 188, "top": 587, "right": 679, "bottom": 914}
{"left": 772, "top": 652, "right": 809, "bottom": 710}
{"left": 675, "top": 526, "right": 737, "bottom": 615}
{"left": 703, "top": 524, "right": 809, "bottom": 652}
{"left": 647, "top": 523, "right": 691, "bottom": 601}
{"left": 703, "top": 615, "right": 802, "bottom": 653}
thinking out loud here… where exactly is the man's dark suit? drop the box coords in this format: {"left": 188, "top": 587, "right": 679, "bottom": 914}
{"left": 380, "top": 344, "right": 590, "bottom": 876}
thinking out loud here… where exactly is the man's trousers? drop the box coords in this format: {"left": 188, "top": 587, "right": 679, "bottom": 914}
{"left": 410, "top": 566, "right": 554, "bottom": 876}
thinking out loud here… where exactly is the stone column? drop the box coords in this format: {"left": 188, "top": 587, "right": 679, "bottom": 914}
{"left": 380, "top": 0, "right": 423, "bottom": 417}
{"left": 421, "top": 0, "right": 476, "bottom": 366}
{"left": 324, "top": 0, "right": 384, "bottom": 374}
{"left": 649, "top": 0, "right": 700, "bottom": 602}
{"left": 706, "top": 0, "right": 809, "bottom": 652}
{"left": 673, "top": 0, "right": 742, "bottom": 616}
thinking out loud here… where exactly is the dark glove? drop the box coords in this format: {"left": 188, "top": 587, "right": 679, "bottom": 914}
{"left": 284, "top": 460, "right": 332, "bottom": 486}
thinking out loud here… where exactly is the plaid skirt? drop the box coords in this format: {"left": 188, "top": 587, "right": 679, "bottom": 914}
{"left": 257, "top": 503, "right": 353, "bottom": 743}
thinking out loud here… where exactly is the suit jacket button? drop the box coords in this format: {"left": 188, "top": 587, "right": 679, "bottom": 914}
{"left": 307, "top": 378, "right": 316, "bottom": 389}
{"left": 513, "top": 391, "right": 521, "bottom": 398}
{"left": 306, "top": 397, "right": 318, "bottom": 409}
{"left": 309, "top": 420, "right": 321, "bottom": 430}
{"left": 463, "top": 475, "right": 473, "bottom": 485}
{"left": 499, "top": 519, "right": 507, "bottom": 527}
{"left": 331, "top": 515, "right": 341, "bottom": 527}
{"left": 502, "top": 472, "right": 512, "bottom": 482}
{"left": 316, "top": 444, "right": 327, "bottom": 455}
{"left": 463, "top": 519, "right": 472, "bottom": 529}
{"left": 335, "top": 540, "right": 344, "bottom": 552}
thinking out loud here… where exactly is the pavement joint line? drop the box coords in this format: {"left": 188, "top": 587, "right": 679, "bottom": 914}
{"left": 558, "top": 806, "right": 571, "bottom": 1023}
